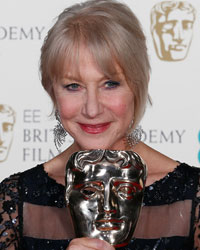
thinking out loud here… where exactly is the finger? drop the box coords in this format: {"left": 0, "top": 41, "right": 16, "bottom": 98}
{"left": 67, "top": 240, "right": 93, "bottom": 250}
{"left": 67, "top": 237, "right": 115, "bottom": 250}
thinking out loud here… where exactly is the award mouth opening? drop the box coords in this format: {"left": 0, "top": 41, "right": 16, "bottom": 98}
{"left": 95, "top": 219, "right": 124, "bottom": 231}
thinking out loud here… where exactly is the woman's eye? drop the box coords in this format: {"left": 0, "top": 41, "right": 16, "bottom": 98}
{"left": 104, "top": 80, "right": 120, "bottom": 89}
{"left": 64, "top": 83, "right": 81, "bottom": 91}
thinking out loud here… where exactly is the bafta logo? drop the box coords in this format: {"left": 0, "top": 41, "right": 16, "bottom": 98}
{"left": 0, "top": 104, "right": 16, "bottom": 162}
{"left": 151, "top": 1, "right": 196, "bottom": 61}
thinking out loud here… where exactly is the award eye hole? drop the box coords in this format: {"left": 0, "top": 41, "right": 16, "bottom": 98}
{"left": 81, "top": 187, "right": 98, "bottom": 198}
{"left": 117, "top": 185, "right": 137, "bottom": 200}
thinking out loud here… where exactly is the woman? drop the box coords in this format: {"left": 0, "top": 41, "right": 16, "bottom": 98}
{"left": 1, "top": 0, "right": 200, "bottom": 249}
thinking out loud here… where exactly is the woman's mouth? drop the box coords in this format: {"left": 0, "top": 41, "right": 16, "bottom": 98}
{"left": 78, "top": 123, "right": 111, "bottom": 134}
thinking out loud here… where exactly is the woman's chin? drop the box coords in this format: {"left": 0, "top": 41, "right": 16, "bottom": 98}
{"left": 74, "top": 140, "right": 125, "bottom": 151}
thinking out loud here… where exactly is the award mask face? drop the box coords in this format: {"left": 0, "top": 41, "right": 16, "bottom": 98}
{"left": 65, "top": 150, "right": 147, "bottom": 247}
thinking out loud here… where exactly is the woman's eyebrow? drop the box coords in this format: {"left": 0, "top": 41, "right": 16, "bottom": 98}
{"left": 62, "top": 74, "right": 109, "bottom": 83}
{"left": 62, "top": 74, "right": 81, "bottom": 82}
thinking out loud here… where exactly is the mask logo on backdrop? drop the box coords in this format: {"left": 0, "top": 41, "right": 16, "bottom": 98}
{"left": 0, "top": 104, "right": 16, "bottom": 162}
{"left": 150, "top": 1, "right": 196, "bottom": 61}
{"left": 0, "top": 26, "right": 45, "bottom": 40}
{"left": 198, "top": 130, "right": 200, "bottom": 163}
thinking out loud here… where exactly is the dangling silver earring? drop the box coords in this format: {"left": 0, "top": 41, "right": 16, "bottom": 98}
{"left": 126, "top": 121, "right": 143, "bottom": 147}
{"left": 53, "top": 110, "right": 67, "bottom": 150}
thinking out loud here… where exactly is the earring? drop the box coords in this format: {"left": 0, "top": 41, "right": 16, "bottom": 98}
{"left": 53, "top": 110, "right": 68, "bottom": 150}
{"left": 126, "top": 123, "right": 143, "bottom": 147}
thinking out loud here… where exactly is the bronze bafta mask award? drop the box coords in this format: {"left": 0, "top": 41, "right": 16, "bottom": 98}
{"left": 65, "top": 150, "right": 147, "bottom": 248}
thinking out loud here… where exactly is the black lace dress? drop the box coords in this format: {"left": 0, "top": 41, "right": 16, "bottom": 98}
{"left": 1, "top": 163, "right": 200, "bottom": 250}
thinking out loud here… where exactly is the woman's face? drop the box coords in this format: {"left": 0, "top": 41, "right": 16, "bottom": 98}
{"left": 53, "top": 46, "right": 135, "bottom": 151}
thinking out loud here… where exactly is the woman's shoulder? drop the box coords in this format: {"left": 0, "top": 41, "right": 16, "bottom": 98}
{"left": 143, "top": 162, "right": 200, "bottom": 206}
{"left": 134, "top": 142, "right": 200, "bottom": 185}
{"left": 0, "top": 172, "right": 21, "bottom": 248}
{"left": 20, "top": 163, "right": 66, "bottom": 206}
{"left": 151, "top": 162, "right": 200, "bottom": 188}
{"left": 1, "top": 163, "right": 66, "bottom": 208}
{"left": 0, "top": 164, "right": 49, "bottom": 207}
{"left": 0, "top": 165, "right": 47, "bottom": 249}
{"left": 0, "top": 165, "right": 43, "bottom": 205}
{"left": 0, "top": 172, "right": 22, "bottom": 215}
{"left": 0, "top": 164, "right": 43, "bottom": 186}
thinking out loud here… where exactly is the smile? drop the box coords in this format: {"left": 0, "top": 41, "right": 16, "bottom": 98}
{"left": 78, "top": 123, "right": 110, "bottom": 134}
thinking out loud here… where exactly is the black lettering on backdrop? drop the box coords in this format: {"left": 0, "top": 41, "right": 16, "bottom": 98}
{"left": 23, "top": 129, "right": 51, "bottom": 143}
{"left": 23, "top": 109, "right": 41, "bottom": 123}
{"left": 23, "top": 148, "right": 55, "bottom": 162}
{"left": 142, "top": 129, "right": 186, "bottom": 144}
{"left": 176, "top": 130, "right": 185, "bottom": 143}
{"left": 22, "top": 109, "right": 55, "bottom": 162}
{"left": 160, "top": 131, "right": 173, "bottom": 143}
{"left": 0, "top": 26, "right": 45, "bottom": 40}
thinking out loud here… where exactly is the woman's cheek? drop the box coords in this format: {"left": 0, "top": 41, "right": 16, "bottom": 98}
{"left": 58, "top": 98, "right": 81, "bottom": 119}
{"left": 110, "top": 98, "right": 134, "bottom": 117}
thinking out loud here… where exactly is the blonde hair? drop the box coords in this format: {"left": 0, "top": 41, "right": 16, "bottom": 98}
{"left": 40, "top": 0, "right": 150, "bottom": 127}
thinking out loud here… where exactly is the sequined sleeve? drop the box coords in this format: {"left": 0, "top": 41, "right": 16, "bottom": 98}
{"left": 0, "top": 174, "right": 20, "bottom": 249}
{"left": 194, "top": 174, "right": 200, "bottom": 249}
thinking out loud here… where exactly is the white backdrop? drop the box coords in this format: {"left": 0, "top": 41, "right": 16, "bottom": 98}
{"left": 0, "top": 0, "right": 200, "bottom": 181}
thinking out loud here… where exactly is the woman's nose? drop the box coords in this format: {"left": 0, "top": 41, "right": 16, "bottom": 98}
{"left": 82, "top": 88, "right": 103, "bottom": 118}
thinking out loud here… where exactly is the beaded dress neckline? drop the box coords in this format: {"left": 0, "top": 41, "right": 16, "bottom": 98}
{"left": 1, "top": 162, "right": 200, "bottom": 250}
